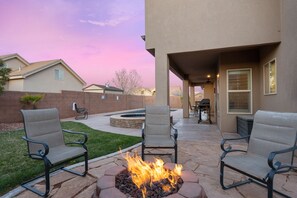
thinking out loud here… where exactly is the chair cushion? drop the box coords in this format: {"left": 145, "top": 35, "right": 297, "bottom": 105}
{"left": 46, "top": 145, "right": 86, "bottom": 165}
{"left": 248, "top": 110, "right": 297, "bottom": 164}
{"left": 222, "top": 153, "right": 271, "bottom": 180}
{"left": 145, "top": 105, "right": 171, "bottom": 136}
{"left": 144, "top": 135, "right": 175, "bottom": 147}
{"left": 21, "top": 108, "right": 65, "bottom": 153}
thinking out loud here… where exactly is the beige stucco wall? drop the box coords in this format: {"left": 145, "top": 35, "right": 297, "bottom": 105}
{"left": 146, "top": 0, "right": 297, "bottom": 133}
{"left": 84, "top": 89, "right": 104, "bottom": 93}
{"left": 21, "top": 64, "right": 84, "bottom": 93}
{"left": 4, "top": 58, "right": 27, "bottom": 71}
{"left": 259, "top": 1, "right": 297, "bottom": 113}
{"left": 218, "top": 50, "right": 261, "bottom": 133}
{"left": 7, "top": 79, "right": 24, "bottom": 91}
{"left": 146, "top": 0, "right": 281, "bottom": 53}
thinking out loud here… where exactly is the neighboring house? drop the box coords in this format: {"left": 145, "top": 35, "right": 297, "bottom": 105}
{"left": 133, "top": 88, "right": 155, "bottom": 96}
{"left": 83, "top": 84, "right": 124, "bottom": 94}
{"left": 0, "top": 53, "right": 86, "bottom": 93}
{"left": 145, "top": 0, "right": 297, "bottom": 133}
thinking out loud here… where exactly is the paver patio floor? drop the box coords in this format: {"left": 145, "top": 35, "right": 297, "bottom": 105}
{"left": 8, "top": 110, "right": 297, "bottom": 198}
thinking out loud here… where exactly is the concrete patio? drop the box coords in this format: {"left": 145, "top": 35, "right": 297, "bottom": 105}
{"left": 6, "top": 109, "right": 297, "bottom": 198}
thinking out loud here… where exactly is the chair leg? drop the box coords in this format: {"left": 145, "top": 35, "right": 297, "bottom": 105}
{"left": 21, "top": 160, "right": 51, "bottom": 197}
{"left": 84, "top": 152, "right": 88, "bottom": 176}
{"left": 44, "top": 163, "right": 50, "bottom": 196}
{"left": 84, "top": 112, "right": 88, "bottom": 119}
{"left": 141, "top": 143, "right": 145, "bottom": 161}
{"left": 220, "top": 161, "right": 251, "bottom": 190}
{"left": 62, "top": 152, "right": 88, "bottom": 176}
{"left": 174, "top": 144, "right": 178, "bottom": 163}
{"left": 266, "top": 171, "right": 276, "bottom": 198}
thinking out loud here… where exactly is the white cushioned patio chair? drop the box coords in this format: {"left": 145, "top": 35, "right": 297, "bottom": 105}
{"left": 220, "top": 110, "right": 297, "bottom": 198}
{"left": 21, "top": 108, "right": 88, "bottom": 197}
{"left": 142, "top": 105, "right": 178, "bottom": 163}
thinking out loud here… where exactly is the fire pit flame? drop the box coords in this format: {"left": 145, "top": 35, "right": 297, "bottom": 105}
{"left": 124, "top": 152, "right": 183, "bottom": 198}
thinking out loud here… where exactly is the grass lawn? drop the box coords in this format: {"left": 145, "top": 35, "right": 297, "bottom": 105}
{"left": 0, "top": 121, "right": 141, "bottom": 195}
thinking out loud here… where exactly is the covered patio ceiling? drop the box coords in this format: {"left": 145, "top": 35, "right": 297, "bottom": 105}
{"left": 168, "top": 45, "right": 263, "bottom": 86}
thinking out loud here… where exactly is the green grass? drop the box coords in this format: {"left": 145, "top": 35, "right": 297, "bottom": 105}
{"left": 0, "top": 121, "right": 141, "bottom": 195}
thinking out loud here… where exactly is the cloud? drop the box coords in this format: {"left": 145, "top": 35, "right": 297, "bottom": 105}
{"left": 79, "top": 16, "right": 130, "bottom": 27}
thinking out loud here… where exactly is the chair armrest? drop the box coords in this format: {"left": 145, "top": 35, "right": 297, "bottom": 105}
{"left": 62, "top": 129, "right": 88, "bottom": 145}
{"left": 268, "top": 145, "right": 297, "bottom": 171}
{"left": 171, "top": 124, "right": 178, "bottom": 140}
{"left": 22, "top": 136, "right": 49, "bottom": 158}
{"left": 220, "top": 136, "right": 249, "bottom": 159}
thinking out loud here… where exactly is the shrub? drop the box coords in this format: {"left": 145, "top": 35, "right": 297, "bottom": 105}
{"left": 20, "top": 94, "right": 44, "bottom": 109}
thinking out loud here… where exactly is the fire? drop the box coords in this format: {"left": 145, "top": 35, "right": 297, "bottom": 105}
{"left": 124, "top": 152, "right": 183, "bottom": 198}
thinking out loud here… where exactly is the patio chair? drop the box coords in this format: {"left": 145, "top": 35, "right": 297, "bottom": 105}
{"left": 73, "top": 102, "right": 88, "bottom": 120}
{"left": 220, "top": 110, "right": 297, "bottom": 198}
{"left": 141, "top": 105, "right": 178, "bottom": 163}
{"left": 21, "top": 108, "right": 88, "bottom": 197}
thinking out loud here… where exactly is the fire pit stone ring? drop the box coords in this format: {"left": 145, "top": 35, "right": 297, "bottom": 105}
{"left": 92, "top": 163, "right": 207, "bottom": 198}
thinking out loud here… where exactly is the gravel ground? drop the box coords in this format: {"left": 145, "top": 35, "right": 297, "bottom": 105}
{"left": 0, "top": 123, "right": 24, "bottom": 132}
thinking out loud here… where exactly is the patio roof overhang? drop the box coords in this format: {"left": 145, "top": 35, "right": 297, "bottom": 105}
{"left": 166, "top": 44, "right": 274, "bottom": 86}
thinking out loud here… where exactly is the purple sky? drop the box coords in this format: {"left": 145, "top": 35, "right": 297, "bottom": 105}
{"left": 0, "top": 0, "right": 181, "bottom": 88}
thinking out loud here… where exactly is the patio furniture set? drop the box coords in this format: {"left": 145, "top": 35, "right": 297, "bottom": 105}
{"left": 20, "top": 106, "right": 297, "bottom": 197}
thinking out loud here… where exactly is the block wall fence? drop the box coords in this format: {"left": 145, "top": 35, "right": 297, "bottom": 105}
{"left": 0, "top": 91, "right": 182, "bottom": 123}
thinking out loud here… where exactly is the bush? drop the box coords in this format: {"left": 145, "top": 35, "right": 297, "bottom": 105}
{"left": 20, "top": 94, "right": 44, "bottom": 109}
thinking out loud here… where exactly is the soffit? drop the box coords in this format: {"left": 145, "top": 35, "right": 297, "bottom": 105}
{"left": 168, "top": 45, "right": 263, "bottom": 86}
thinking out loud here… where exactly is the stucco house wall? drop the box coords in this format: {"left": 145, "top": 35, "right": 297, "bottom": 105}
{"left": 1, "top": 56, "right": 28, "bottom": 70}
{"left": 1, "top": 54, "right": 86, "bottom": 93}
{"left": 145, "top": 0, "right": 297, "bottom": 133}
{"left": 22, "top": 64, "right": 84, "bottom": 93}
{"left": 145, "top": 0, "right": 281, "bottom": 53}
{"left": 83, "top": 84, "right": 124, "bottom": 94}
{"left": 218, "top": 50, "right": 261, "bottom": 132}
{"left": 259, "top": 1, "right": 297, "bottom": 112}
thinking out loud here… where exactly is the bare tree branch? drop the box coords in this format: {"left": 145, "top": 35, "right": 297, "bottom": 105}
{"left": 112, "top": 69, "right": 142, "bottom": 94}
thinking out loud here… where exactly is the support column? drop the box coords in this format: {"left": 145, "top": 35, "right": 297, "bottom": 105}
{"left": 155, "top": 51, "right": 169, "bottom": 105}
{"left": 183, "top": 80, "right": 189, "bottom": 118}
{"left": 189, "top": 85, "right": 195, "bottom": 106}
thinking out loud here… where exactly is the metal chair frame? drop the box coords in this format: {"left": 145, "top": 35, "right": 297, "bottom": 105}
{"left": 74, "top": 103, "right": 88, "bottom": 120}
{"left": 141, "top": 123, "right": 178, "bottom": 163}
{"left": 21, "top": 109, "right": 88, "bottom": 197}
{"left": 220, "top": 134, "right": 297, "bottom": 198}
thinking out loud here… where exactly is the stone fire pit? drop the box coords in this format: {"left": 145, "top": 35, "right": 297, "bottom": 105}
{"left": 92, "top": 163, "right": 207, "bottom": 198}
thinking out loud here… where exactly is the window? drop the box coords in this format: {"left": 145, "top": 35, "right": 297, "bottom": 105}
{"left": 55, "top": 69, "right": 64, "bottom": 80}
{"left": 263, "top": 59, "right": 277, "bottom": 95}
{"left": 227, "top": 69, "right": 252, "bottom": 114}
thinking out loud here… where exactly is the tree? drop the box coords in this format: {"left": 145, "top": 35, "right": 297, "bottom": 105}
{"left": 0, "top": 59, "right": 11, "bottom": 94}
{"left": 112, "top": 69, "right": 142, "bottom": 94}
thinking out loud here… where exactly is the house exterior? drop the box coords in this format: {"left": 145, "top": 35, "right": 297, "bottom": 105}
{"left": 145, "top": 0, "right": 297, "bottom": 133}
{"left": 83, "top": 84, "right": 124, "bottom": 94}
{"left": 133, "top": 88, "right": 155, "bottom": 96}
{"left": 0, "top": 54, "right": 86, "bottom": 93}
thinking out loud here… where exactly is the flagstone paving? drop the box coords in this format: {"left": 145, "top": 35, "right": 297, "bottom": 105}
{"left": 7, "top": 111, "right": 297, "bottom": 198}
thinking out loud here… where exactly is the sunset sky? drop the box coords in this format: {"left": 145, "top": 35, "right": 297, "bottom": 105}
{"left": 0, "top": 0, "right": 181, "bottom": 88}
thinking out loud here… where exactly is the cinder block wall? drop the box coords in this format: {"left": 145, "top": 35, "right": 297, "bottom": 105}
{"left": 0, "top": 91, "right": 182, "bottom": 123}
